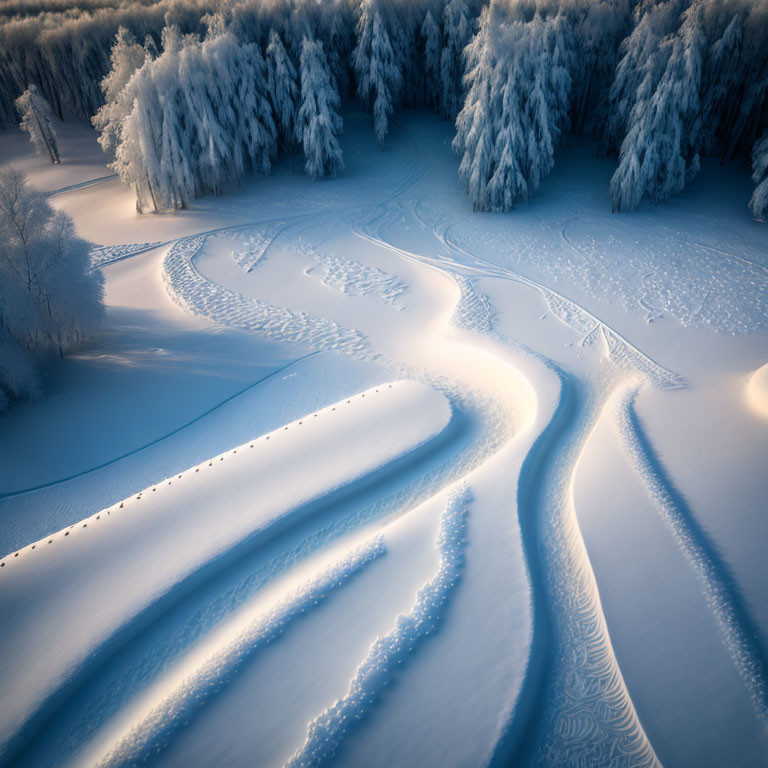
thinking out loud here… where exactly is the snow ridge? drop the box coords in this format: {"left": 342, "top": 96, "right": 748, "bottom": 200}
{"left": 162, "top": 234, "right": 372, "bottom": 359}
{"left": 90, "top": 537, "right": 386, "bottom": 768}
{"left": 615, "top": 384, "right": 768, "bottom": 722}
{"left": 286, "top": 486, "right": 472, "bottom": 768}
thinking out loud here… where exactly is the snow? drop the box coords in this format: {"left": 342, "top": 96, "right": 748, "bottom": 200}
{"left": 747, "top": 362, "right": 768, "bottom": 419}
{"left": 1, "top": 104, "right": 767, "bottom": 768}
{"left": 0, "top": 380, "right": 451, "bottom": 753}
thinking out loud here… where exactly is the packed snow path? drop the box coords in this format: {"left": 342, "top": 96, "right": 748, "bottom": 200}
{"left": 1, "top": 112, "right": 767, "bottom": 768}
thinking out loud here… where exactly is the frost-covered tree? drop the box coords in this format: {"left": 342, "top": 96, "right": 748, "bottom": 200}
{"left": 440, "top": 0, "right": 474, "bottom": 120}
{"left": 454, "top": 4, "right": 572, "bottom": 212}
{"left": 296, "top": 37, "right": 343, "bottom": 179}
{"left": 352, "top": 0, "right": 402, "bottom": 146}
{"left": 453, "top": 6, "right": 496, "bottom": 210}
{"left": 610, "top": 0, "right": 705, "bottom": 211}
{"left": 266, "top": 29, "right": 299, "bottom": 147}
{"left": 606, "top": 0, "right": 768, "bottom": 211}
{"left": 101, "top": 25, "right": 148, "bottom": 104}
{"left": 104, "top": 28, "right": 277, "bottom": 212}
{"left": 750, "top": 130, "right": 768, "bottom": 221}
{"left": 421, "top": 7, "right": 442, "bottom": 111}
{"left": 0, "top": 166, "right": 104, "bottom": 411}
{"left": 92, "top": 26, "right": 150, "bottom": 161}
{"left": 603, "top": 0, "right": 689, "bottom": 155}
{"left": 15, "top": 85, "right": 60, "bottom": 164}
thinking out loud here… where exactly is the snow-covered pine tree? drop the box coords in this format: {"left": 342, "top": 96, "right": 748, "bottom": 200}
{"left": 92, "top": 26, "right": 149, "bottom": 161}
{"left": 750, "top": 130, "right": 768, "bottom": 221}
{"left": 153, "top": 30, "right": 196, "bottom": 209}
{"left": 266, "top": 29, "right": 299, "bottom": 147}
{"left": 603, "top": 0, "right": 689, "bottom": 155}
{"left": 610, "top": 0, "right": 706, "bottom": 211}
{"left": 296, "top": 37, "right": 344, "bottom": 179}
{"left": 707, "top": 1, "right": 768, "bottom": 162}
{"left": 352, "top": 0, "right": 402, "bottom": 147}
{"left": 15, "top": 85, "right": 60, "bottom": 164}
{"left": 453, "top": 4, "right": 496, "bottom": 210}
{"left": 421, "top": 6, "right": 442, "bottom": 111}
{"left": 440, "top": 0, "right": 474, "bottom": 120}
{"left": 454, "top": 3, "right": 572, "bottom": 212}
{"left": 178, "top": 35, "right": 237, "bottom": 195}
{"left": 101, "top": 25, "right": 148, "bottom": 104}
{"left": 234, "top": 39, "right": 278, "bottom": 175}
{"left": 0, "top": 166, "right": 104, "bottom": 410}
{"left": 487, "top": 59, "right": 528, "bottom": 211}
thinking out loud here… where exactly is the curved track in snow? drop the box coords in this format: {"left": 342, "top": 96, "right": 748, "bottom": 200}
{"left": 5, "top": 118, "right": 764, "bottom": 768}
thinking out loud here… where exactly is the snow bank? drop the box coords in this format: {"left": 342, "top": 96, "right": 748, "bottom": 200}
{"left": 82, "top": 537, "right": 385, "bottom": 768}
{"left": 286, "top": 486, "right": 472, "bottom": 768}
{"left": 0, "top": 380, "right": 452, "bottom": 757}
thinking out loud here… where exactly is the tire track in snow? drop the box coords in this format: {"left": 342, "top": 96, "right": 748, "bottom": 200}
{"left": 486, "top": 371, "right": 660, "bottom": 768}
{"left": 0, "top": 384, "right": 463, "bottom": 768}
{"left": 614, "top": 384, "right": 768, "bottom": 724}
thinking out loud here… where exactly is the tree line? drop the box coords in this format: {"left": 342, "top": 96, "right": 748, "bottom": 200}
{"left": 3, "top": 0, "right": 767, "bottom": 217}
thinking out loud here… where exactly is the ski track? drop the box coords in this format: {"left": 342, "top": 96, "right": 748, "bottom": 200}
{"left": 229, "top": 221, "right": 287, "bottom": 272}
{"left": 87, "top": 537, "right": 386, "bottom": 768}
{"left": 46, "top": 174, "right": 117, "bottom": 198}
{"left": 285, "top": 487, "right": 472, "bottom": 768}
{"left": 0, "top": 383, "right": 465, "bottom": 768}
{"left": 614, "top": 384, "right": 768, "bottom": 724}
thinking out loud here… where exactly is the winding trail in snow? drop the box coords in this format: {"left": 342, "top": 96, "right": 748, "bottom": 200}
{"left": 150, "top": 121, "right": 665, "bottom": 767}
{"left": 82, "top": 536, "right": 387, "bottom": 768}
{"left": 8, "top": 119, "right": 748, "bottom": 768}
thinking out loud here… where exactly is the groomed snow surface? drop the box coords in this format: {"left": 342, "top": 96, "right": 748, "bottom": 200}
{"left": 1, "top": 109, "right": 767, "bottom": 768}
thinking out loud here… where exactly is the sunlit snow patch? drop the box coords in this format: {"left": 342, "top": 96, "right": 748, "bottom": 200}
{"left": 746, "top": 363, "right": 768, "bottom": 420}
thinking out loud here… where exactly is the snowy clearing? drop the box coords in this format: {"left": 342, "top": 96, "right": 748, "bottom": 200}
{"left": 1, "top": 104, "right": 767, "bottom": 768}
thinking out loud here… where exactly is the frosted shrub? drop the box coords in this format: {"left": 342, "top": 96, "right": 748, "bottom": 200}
{"left": 15, "top": 85, "right": 60, "bottom": 164}
{"left": 0, "top": 167, "right": 104, "bottom": 410}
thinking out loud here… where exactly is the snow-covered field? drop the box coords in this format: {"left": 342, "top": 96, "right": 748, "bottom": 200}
{"left": 1, "top": 108, "right": 767, "bottom": 768}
